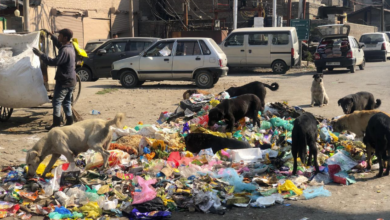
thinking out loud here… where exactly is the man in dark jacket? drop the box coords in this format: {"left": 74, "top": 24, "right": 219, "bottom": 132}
{"left": 33, "top": 28, "right": 76, "bottom": 130}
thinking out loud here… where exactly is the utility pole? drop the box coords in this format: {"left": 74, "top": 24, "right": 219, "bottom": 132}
{"left": 272, "top": 0, "right": 277, "bottom": 26}
{"left": 23, "top": 0, "right": 29, "bottom": 32}
{"left": 184, "top": 0, "right": 189, "bottom": 31}
{"left": 287, "top": 0, "right": 291, "bottom": 26}
{"left": 381, "top": 0, "right": 385, "bottom": 31}
{"left": 129, "top": 0, "right": 134, "bottom": 37}
{"left": 233, "top": 0, "right": 238, "bottom": 29}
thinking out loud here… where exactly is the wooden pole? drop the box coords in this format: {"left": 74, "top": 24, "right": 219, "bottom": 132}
{"left": 287, "top": 0, "right": 291, "bottom": 26}
{"left": 129, "top": 0, "right": 134, "bottom": 37}
{"left": 184, "top": 0, "right": 188, "bottom": 31}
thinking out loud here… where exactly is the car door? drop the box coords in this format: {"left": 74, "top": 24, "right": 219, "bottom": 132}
{"left": 93, "top": 40, "right": 128, "bottom": 78}
{"left": 270, "top": 32, "right": 291, "bottom": 66}
{"left": 172, "top": 40, "right": 204, "bottom": 79}
{"left": 139, "top": 40, "right": 175, "bottom": 80}
{"left": 353, "top": 38, "right": 364, "bottom": 64}
{"left": 246, "top": 32, "right": 270, "bottom": 66}
{"left": 221, "top": 33, "right": 247, "bottom": 66}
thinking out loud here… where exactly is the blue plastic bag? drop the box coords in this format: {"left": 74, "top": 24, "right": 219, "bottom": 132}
{"left": 303, "top": 186, "right": 331, "bottom": 200}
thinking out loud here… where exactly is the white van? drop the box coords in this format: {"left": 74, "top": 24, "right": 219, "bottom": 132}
{"left": 221, "top": 27, "right": 300, "bottom": 74}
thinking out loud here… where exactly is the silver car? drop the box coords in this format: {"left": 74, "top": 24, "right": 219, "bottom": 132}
{"left": 111, "top": 38, "right": 228, "bottom": 88}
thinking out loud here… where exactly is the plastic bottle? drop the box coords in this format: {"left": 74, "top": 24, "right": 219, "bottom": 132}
{"left": 90, "top": 110, "right": 101, "bottom": 115}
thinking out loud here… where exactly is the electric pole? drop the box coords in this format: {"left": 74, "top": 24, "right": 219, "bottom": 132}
{"left": 233, "top": 0, "right": 238, "bottom": 29}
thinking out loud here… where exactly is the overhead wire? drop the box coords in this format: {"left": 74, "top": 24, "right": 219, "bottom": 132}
{"left": 190, "top": 0, "right": 214, "bottom": 19}
{"left": 165, "top": 0, "right": 188, "bottom": 29}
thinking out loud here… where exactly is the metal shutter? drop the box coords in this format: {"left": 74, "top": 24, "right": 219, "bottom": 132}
{"left": 54, "top": 15, "right": 84, "bottom": 48}
{"left": 83, "top": 18, "right": 110, "bottom": 47}
{"left": 111, "top": 14, "right": 130, "bottom": 37}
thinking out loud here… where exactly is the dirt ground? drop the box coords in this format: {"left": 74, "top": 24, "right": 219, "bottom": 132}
{"left": 1, "top": 62, "right": 390, "bottom": 219}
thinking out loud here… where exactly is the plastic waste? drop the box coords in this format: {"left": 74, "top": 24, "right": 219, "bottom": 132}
{"left": 277, "top": 180, "right": 303, "bottom": 196}
{"left": 310, "top": 172, "right": 331, "bottom": 185}
{"left": 103, "top": 199, "right": 118, "bottom": 210}
{"left": 303, "top": 186, "right": 331, "bottom": 200}
{"left": 85, "top": 150, "right": 131, "bottom": 170}
{"left": 54, "top": 192, "right": 71, "bottom": 206}
{"left": 231, "top": 148, "right": 262, "bottom": 163}
{"left": 269, "top": 117, "right": 294, "bottom": 131}
{"left": 216, "top": 168, "right": 257, "bottom": 192}
{"left": 79, "top": 202, "right": 102, "bottom": 219}
{"left": 132, "top": 176, "right": 157, "bottom": 205}
{"left": 326, "top": 151, "right": 358, "bottom": 171}
{"left": 320, "top": 127, "right": 331, "bottom": 143}
{"left": 251, "top": 193, "right": 284, "bottom": 208}
{"left": 90, "top": 110, "right": 101, "bottom": 115}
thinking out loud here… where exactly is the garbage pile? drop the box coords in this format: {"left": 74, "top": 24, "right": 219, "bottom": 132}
{"left": 0, "top": 92, "right": 377, "bottom": 219}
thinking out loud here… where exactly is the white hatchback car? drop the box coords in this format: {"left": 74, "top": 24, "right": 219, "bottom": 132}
{"left": 111, "top": 38, "right": 228, "bottom": 88}
{"left": 359, "top": 32, "right": 390, "bottom": 61}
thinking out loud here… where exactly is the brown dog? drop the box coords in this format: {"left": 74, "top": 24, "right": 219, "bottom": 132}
{"left": 331, "top": 110, "right": 390, "bottom": 169}
{"left": 182, "top": 89, "right": 210, "bottom": 100}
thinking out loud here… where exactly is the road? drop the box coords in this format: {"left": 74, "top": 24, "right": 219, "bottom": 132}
{"left": 1, "top": 61, "right": 390, "bottom": 220}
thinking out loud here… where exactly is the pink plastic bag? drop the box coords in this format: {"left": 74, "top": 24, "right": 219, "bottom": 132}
{"left": 167, "top": 152, "right": 181, "bottom": 168}
{"left": 132, "top": 176, "right": 157, "bottom": 205}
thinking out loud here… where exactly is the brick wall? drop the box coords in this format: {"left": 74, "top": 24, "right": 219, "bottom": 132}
{"left": 348, "top": 23, "right": 378, "bottom": 40}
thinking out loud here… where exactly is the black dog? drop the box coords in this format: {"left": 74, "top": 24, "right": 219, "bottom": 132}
{"left": 292, "top": 112, "right": 319, "bottom": 175}
{"left": 364, "top": 112, "right": 390, "bottom": 177}
{"left": 208, "top": 94, "right": 262, "bottom": 132}
{"left": 225, "top": 81, "right": 279, "bottom": 108}
{"left": 184, "top": 133, "right": 252, "bottom": 154}
{"left": 338, "top": 92, "right": 381, "bottom": 114}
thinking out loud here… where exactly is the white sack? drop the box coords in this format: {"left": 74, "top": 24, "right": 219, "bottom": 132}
{"left": 0, "top": 32, "right": 49, "bottom": 108}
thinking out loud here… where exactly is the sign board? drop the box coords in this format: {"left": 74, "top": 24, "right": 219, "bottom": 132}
{"left": 290, "top": 19, "right": 310, "bottom": 40}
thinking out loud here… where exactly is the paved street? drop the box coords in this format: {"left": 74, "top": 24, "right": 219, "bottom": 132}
{"left": 1, "top": 61, "right": 390, "bottom": 220}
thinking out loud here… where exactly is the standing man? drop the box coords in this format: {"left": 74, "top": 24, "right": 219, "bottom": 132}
{"left": 32, "top": 29, "right": 76, "bottom": 130}
{"left": 113, "top": 33, "right": 119, "bottom": 39}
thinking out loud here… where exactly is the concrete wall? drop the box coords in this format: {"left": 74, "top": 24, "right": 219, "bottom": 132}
{"left": 348, "top": 7, "right": 390, "bottom": 31}
{"left": 348, "top": 22, "right": 378, "bottom": 40}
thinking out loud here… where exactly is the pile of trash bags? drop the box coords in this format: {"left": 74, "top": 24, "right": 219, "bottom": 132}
{"left": 0, "top": 92, "right": 377, "bottom": 219}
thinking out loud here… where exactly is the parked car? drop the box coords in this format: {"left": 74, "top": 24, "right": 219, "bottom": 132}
{"left": 314, "top": 24, "right": 365, "bottom": 73}
{"left": 359, "top": 32, "right": 390, "bottom": 61}
{"left": 220, "top": 27, "right": 300, "bottom": 74}
{"left": 76, "top": 37, "right": 159, "bottom": 81}
{"left": 111, "top": 38, "right": 228, "bottom": 88}
{"left": 84, "top": 39, "right": 108, "bottom": 53}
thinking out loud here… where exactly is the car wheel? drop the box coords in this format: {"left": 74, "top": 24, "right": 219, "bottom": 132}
{"left": 349, "top": 65, "right": 356, "bottom": 73}
{"left": 328, "top": 67, "right": 334, "bottom": 72}
{"left": 272, "top": 60, "right": 287, "bottom": 74}
{"left": 213, "top": 77, "right": 220, "bottom": 85}
{"left": 76, "top": 67, "right": 92, "bottom": 81}
{"left": 120, "top": 70, "right": 139, "bottom": 88}
{"left": 316, "top": 67, "right": 323, "bottom": 73}
{"left": 195, "top": 71, "right": 213, "bottom": 88}
{"left": 359, "top": 59, "right": 365, "bottom": 70}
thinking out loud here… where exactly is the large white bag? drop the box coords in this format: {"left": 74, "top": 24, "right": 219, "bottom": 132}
{"left": 0, "top": 32, "right": 49, "bottom": 108}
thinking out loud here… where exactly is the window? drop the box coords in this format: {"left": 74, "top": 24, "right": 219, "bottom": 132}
{"left": 225, "top": 34, "right": 244, "bottom": 46}
{"left": 175, "top": 41, "right": 202, "bottom": 56}
{"left": 248, "top": 33, "right": 268, "bottom": 45}
{"left": 144, "top": 41, "right": 174, "bottom": 57}
{"left": 85, "top": 42, "right": 103, "bottom": 53}
{"left": 271, "top": 33, "right": 289, "bottom": 45}
{"left": 102, "top": 41, "right": 127, "bottom": 53}
{"left": 353, "top": 39, "right": 360, "bottom": 48}
{"left": 359, "top": 34, "right": 385, "bottom": 44}
{"left": 200, "top": 40, "right": 211, "bottom": 55}
{"left": 128, "top": 41, "right": 148, "bottom": 53}
{"left": 350, "top": 38, "right": 357, "bottom": 48}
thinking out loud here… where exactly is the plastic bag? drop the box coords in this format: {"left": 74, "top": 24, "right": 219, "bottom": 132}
{"left": 79, "top": 202, "right": 102, "bottom": 219}
{"left": 0, "top": 32, "right": 49, "bottom": 108}
{"left": 103, "top": 199, "right": 118, "bottom": 210}
{"left": 231, "top": 148, "right": 262, "bottom": 163}
{"left": 310, "top": 172, "right": 331, "bottom": 185}
{"left": 85, "top": 150, "right": 131, "bottom": 170}
{"left": 35, "top": 155, "right": 65, "bottom": 178}
{"left": 269, "top": 117, "right": 294, "bottom": 131}
{"left": 251, "top": 194, "right": 283, "bottom": 207}
{"left": 320, "top": 127, "right": 331, "bottom": 143}
{"left": 326, "top": 151, "right": 358, "bottom": 171}
{"left": 110, "top": 126, "right": 137, "bottom": 141}
{"left": 137, "top": 126, "right": 159, "bottom": 138}
{"left": 216, "top": 168, "right": 257, "bottom": 192}
{"left": 132, "top": 176, "right": 157, "bottom": 205}
{"left": 303, "top": 186, "right": 331, "bottom": 200}
{"left": 277, "top": 180, "right": 303, "bottom": 196}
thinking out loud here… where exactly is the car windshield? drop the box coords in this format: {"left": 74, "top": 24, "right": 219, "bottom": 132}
{"left": 85, "top": 42, "right": 104, "bottom": 52}
{"left": 359, "top": 34, "right": 384, "bottom": 44}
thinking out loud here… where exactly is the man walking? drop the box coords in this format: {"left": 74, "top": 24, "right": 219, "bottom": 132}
{"left": 33, "top": 29, "right": 76, "bottom": 130}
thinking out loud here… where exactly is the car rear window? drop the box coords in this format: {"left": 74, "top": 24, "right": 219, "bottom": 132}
{"left": 208, "top": 39, "right": 224, "bottom": 53}
{"left": 317, "top": 37, "right": 350, "bottom": 58}
{"left": 359, "top": 34, "right": 385, "bottom": 44}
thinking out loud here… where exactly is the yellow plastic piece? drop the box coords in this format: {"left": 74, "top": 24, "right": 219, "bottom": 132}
{"left": 72, "top": 38, "right": 88, "bottom": 58}
{"left": 277, "top": 180, "right": 303, "bottom": 196}
{"left": 329, "top": 131, "right": 339, "bottom": 142}
{"left": 209, "top": 99, "right": 220, "bottom": 107}
{"left": 35, "top": 155, "right": 64, "bottom": 178}
{"left": 79, "top": 202, "right": 102, "bottom": 219}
